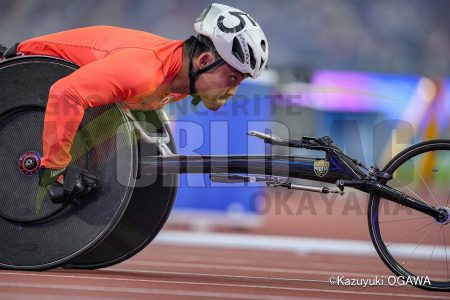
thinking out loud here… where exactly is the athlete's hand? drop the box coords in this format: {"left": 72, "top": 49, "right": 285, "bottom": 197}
{"left": 39, "top": 166, "right": 99, "bottom": 203}
{"left": 38, "top": 167, "right": 66, "bottom": 187}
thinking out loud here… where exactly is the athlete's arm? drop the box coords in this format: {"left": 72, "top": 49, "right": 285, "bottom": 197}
{"left": 41, "top": 49, "right": 165, "bottom": 169}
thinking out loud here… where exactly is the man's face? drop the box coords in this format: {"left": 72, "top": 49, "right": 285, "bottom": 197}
{"left": 194, "top": 52, "right": 249, "bottom": 111}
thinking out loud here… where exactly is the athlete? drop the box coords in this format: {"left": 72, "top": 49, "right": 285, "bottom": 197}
{"left": 0, "top": 3, "right": 268, "bottom": 201}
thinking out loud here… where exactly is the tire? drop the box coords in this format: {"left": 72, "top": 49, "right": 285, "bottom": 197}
{"left": 65, "top": 111, "right": 178, "bottom": 269}
{"left": 368, "top": 139, "right": 450, "bottom": 291}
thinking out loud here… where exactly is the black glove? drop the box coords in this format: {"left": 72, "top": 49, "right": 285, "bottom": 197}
{"left": 39, "top": 167, "right": 67, "bottom": 187}
{"left": 39, "top": 166, "right": 99, "bottom": 203}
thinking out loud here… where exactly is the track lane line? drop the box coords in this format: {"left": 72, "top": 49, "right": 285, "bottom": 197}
{"left": 0, "top": 288, "right": 339, "bottom": 300}
{"left": 118, "top": 260, "right": 399, "bottom": 278}
{"left": 154, "top": 231, "right": 449, "bottom": 260}
{"left": 0, "top": 293, "right": 111, "bottom": 300}
{"left": 121, "top": 254, "right": 399, "bottom": 274}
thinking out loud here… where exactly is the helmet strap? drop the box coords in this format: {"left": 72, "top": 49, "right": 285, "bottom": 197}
{"left": 188, "top": 36, "right": 225, "bottom": 106}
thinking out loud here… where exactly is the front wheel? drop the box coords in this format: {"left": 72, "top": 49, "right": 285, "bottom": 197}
{"left": 368, "top": 139, "right": 450, "bottom": 291}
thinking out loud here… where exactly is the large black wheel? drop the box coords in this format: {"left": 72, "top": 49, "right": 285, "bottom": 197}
{"left": 65, "top": 109, "right": 178, "bottom": 269}
{"left": 0, "top": 56, "right": 137, "bottom": 270}
{"left": 0, "top": 55, "right": 179, "bottom": 270}
{"left": 368, "top": 140, "right": 450, "bottom": 291}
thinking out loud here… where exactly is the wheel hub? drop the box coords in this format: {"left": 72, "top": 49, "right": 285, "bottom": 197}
{"left": 435, "top": 207, "right": 450, "bottom": 225}
{"left": 18, "top": 151, "right": 41, "bottom": 176}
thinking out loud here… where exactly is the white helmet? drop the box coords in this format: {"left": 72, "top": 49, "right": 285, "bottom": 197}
{"left": 194, "top": 3, "right": 269, "bottom": 78}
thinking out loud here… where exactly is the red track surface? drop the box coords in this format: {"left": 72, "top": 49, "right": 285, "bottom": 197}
{"left": 0, "top": 244, "right": 449, "bottom": 300}
{"left": 1, "top": 191, "right": 449, "bottom": 299}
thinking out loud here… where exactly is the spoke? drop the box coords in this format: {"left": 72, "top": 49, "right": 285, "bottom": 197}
{"left": 386, "top": 221, "right": 434, "bottom": 248}
{"left": 443, "top": 226, "right": 449, "bottom": 282}
{"left": 379, "top": 216, "right": 431, "bottom": 224}
{"left": 415, "top": 164, "right": 440, "bottom": 207}
{"left": 390, "top": 176, "right": 430, "bottom": 207}
{"left": 446, "top": 191, "right": 450, "bottom": 208}
{"left": 424, "top": 225, "right": 441, "bottom": 277}
{"left": 401, "top": 222, "right": 434, "bottom": 267}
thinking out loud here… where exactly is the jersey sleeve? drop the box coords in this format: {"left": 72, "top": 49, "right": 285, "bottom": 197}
{"left": 41, "top": 48, "right": 165, "bottom": 168}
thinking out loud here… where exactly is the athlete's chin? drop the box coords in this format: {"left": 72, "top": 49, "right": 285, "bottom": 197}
{"left": 200, "top": 97, "right": 223, "bottom": 111}
{"left": 203, "top": 102, "right": 221, "bottom": 111}
{"left": 207, "top": 105, "right": 221, "bottom": 111}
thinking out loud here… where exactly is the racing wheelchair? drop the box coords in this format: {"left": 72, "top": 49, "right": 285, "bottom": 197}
{"left": 0, "top": 55, "right": 449, "bottom": 291}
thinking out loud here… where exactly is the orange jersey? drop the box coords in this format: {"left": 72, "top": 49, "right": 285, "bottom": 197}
{"left": 18, "top": 26, "right": 187, "bottom": 169}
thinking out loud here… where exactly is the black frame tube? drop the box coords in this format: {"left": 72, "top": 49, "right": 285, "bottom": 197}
{"left": 141, "top": 150, "right": 365, "bottom": 185}
{"left": 140, "top": 144, "right": 443, "bottom": 220}
{"left": 368, "top": 182, "right": 443, "bottom": 220}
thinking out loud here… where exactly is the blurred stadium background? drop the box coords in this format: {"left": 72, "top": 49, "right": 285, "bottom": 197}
{"left": 1, "top": 0, "right": 449, "bottom": 232}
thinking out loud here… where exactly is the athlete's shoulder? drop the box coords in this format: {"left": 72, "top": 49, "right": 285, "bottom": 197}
{"left": 68, "top": 25, "right": 139, "bottom": 35}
